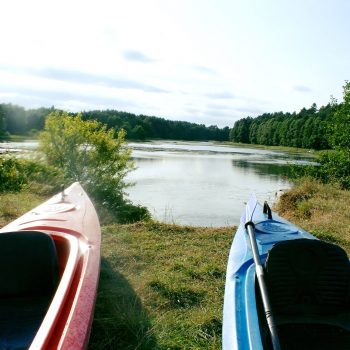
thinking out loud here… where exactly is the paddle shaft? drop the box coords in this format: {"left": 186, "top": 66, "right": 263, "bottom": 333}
{"left": 245, "top": 222, "right": 281, "bottom": 350}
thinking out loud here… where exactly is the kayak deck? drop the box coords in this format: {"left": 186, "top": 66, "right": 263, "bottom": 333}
{"left": 0, "top": 182, "right": 101, "bottom": 350}
{"left": 257, "top": 238, "right": 350, "bottom": 350}
{"left": 223, "top": 197, "right": 350, "bottom": 350}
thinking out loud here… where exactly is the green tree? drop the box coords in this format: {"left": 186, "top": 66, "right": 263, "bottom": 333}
{"left": 131, "top": 125, "right": 146, "bottom": 140}
{"left": 2, "top": 104, "right": 26, "bottom": 134}
{"left": 328, "top": 82, "right": 350, "bottom": 152}
{"left": 319, "top": 82, "right": 350, "bottom": 188}
{"left": 0, "top": 105, "right": 6, "bottom": 139}
{"left": 301, "top": 82, "right": 350, "bottom": 188}
{"left": 39, "top": 111, "right": 149, "bottom": 222}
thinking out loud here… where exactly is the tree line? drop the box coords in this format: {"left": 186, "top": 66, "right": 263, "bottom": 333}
{"left": 0, "top": 104, "right": 230, "bottom": 142}
{"left": 0, "top": 100, "right": 341, "bottom": 150}
{"left": 299, "top": 82, "right": 350, "bottom": 189}
{"left": 81, "top": 110, "right": 230, "bottom": 141}
{"left": 229, "top": 103, "right": 336, "bottom": 150}
{"left": 0, "top": 104, "right": 55, "bottom": 139}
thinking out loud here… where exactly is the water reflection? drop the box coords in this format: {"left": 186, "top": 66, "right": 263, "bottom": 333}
{"left": 0, "top": 140, "right": 38, "bottom": 153}
{"left": 231, "top": 159, "right": 292, "bottom": 178}
{"left": 0, "top": 140, "right": 312, "bottom": 226}
{"left": 127, "top": 142, "right": 313, "bottom": 226}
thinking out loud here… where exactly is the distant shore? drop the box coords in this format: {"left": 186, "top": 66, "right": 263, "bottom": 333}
{"left": 218, "top": 140, "right": 319, "bottom": 156}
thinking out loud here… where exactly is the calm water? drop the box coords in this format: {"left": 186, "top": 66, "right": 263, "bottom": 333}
{"left": 0, "top": 139, "right": 313, "bottom": 227}
{"left": 126, "top": 141, "right": 313, "bottom": 227}
{"left": 0, "top": 140, "right": 38, "bottom": 153}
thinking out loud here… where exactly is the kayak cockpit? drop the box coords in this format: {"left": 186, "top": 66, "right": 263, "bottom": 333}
{"left": 0, "top": 231, "right": 58, "bottom": 350}
{"left": 0, "top": 230, "right": 80, "bottom": 350}
{"left": 257, "top": 238, "right": 350, "bottom": 350}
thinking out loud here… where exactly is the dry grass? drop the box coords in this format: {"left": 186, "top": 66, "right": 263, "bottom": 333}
{"left": 89, "top": 222, "right": 233, "bottom": 350}
{"left": 274, "top": 178, "right": 350, "bottom": 253}
{"left": 0, "top": 191, "right": 44, "bottom": 228}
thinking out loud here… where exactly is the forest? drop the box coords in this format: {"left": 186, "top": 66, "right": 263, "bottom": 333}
{"left": 0, "top": 104, "right": 230, "bottom": 142}
{"left": 0, "top": 101, "right": 339, "bottom": 150}
{"left": 229, "top": 103, "right": 335, "bottom": 150}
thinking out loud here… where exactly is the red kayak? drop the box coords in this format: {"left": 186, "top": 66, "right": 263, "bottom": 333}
{"left": 0, "top": 182, "right": 101, "bottom": 350}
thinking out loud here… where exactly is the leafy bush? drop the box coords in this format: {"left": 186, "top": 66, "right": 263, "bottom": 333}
{"left": 274, "top": 177, "right": 317, "bottom": 214}
{"left": 0, "top": 157, "right": 26, "bottom": 192}
{"left": 313, "top": 150, "right": 350, "bottom": 189}
{"left": 117, "top": 203, "right": 151, "bottom": 224}
{"left": 39, "top": 111, "right": 150, "bottom": 223}
{"left": 0, "top": 157, "right": 61, "bottom": 193}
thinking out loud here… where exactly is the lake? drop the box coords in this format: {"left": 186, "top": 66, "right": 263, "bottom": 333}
{"left": 0, "top": 139, "right": 313, "bottom": 227}
{"left": 126, "top": 141, "right": 313, "bottom": 227}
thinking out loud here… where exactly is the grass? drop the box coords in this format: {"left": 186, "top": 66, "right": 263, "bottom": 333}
{"left": 0, "top": 193, "right": 233, "bottom": 349}
{"left": 0, "top": 191, "right": 44, "bottom": 228}
{"left": 217, "top": 141, "right": 318, "bottom": 156}
{"left": 1, "top": 177, "right": 350, "bottom": 349}
{"left": 274, "top": 178, "right": 350, "bottom": 254}
{"left": 89, "top": 222, "right": 233, "bottom": 350}
{"left": 4, "top": 134, "right": 38, "bottom": 142}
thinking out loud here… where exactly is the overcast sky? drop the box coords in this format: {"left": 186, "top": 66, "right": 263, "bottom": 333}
{"left": 0, "top": 0, "right": 349, "bottom": 127}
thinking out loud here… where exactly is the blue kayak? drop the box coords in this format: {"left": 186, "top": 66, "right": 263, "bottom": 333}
{"left": 223, "top": 195, "right": 350, "bottom": 350}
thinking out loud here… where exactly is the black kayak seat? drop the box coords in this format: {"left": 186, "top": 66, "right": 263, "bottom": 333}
{"left": 265, "top": 238, "right": 350, "bottom": 318}
{"left": 0, "top": 231, "right": 59, "bottom": 350}
{"left": 259, "top": 238, "right": 350, "bottom": 350}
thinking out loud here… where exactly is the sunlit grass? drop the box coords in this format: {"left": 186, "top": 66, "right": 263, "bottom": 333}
{"left": 89, "top": 222, "right": 233, "bottom": 350}
{"left": 2, "top": 177, "right": 350, "bottom": 349}
{"left": 0, "top": 191, "right": 44, "bottom": 228}
{"left": 274, "top": 178, "right": 350, "bottom": 254}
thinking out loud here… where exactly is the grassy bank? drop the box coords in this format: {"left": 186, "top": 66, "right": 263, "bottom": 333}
{"left": 274, "top": 178, "right": 350, "bottom": 254}
{"left": 0, "top": 190, "right": 233, "bottom": 349}
{"left": 1, "top": 179, "right": 349, "bottom": 349}
{"left": 219, "top": 141, "right": 318, "bottom": 156}
{"left": 0, "top": 191, "right": 44, "bottom": 227}
{"left": 3, "top": 134, "right": 38, "bottom": 142}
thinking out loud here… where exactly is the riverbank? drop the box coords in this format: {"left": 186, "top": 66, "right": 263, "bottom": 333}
{"left": 219, "top": 140, "right": 318, "bottom": 156}
{"left": 273, "top": 178, "right": 350, "bottom": 255}
{"left": 0, "top": 190, "right": 232, "bottom": 349}
{"left": 2, "top": 135, "right": 317, "bottom": 156}
{"left": 0, "top": 179, "right": 349, "bottom": 349}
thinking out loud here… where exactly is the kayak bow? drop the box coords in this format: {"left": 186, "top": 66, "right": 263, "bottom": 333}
{"left": 0, "top": 182, "right": 101, "bottom": 350}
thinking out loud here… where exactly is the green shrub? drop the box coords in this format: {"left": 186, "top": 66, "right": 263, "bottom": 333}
{"left": 39, "top": 112, "right": 150, "bottom": 223}
{"left": 0, "top": 157, "right": 26, "bottom": 192}
{"left": 0, "top": 157, "right": 61, "bottom": 193}
{"left": 307, "top": 151, "right": 350, "bottom": 189}
{"left": 117, "top": 203, "right": 151, "bottom": 224}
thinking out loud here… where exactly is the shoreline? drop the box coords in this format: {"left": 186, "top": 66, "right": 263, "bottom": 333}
{"left": 0, "top": 178, "right": 349, "bottom": 348}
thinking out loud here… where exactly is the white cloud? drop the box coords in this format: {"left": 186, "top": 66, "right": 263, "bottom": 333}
{"left": 293, "top": 85, "right": 312, "bottom": 93}
{"left": 0, "top": 0, "right": 349, "bottom": 126}
{"left": 123, "top": 50, "right": 156, "bottom": 63}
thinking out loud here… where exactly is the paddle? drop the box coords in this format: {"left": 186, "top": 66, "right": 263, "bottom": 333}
{"left": 245, "top": 197, "right": 281, "bottom": 350}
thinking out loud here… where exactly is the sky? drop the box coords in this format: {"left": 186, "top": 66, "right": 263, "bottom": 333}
{"left": 0, "top": 0, "right": 349, "bottom": 127}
